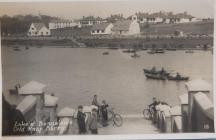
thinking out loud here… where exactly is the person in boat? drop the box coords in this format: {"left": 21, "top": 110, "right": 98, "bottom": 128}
{"left": 160, "top": 67, "right": 166, "bottom": 76}
{"left": 101, "top": 100, "right": 109, "bottom": 126}
{"left": 151, "top": 66, "right": 156, "bottom": 72}
{"left": 77, "top": 105, "right": 87, "bottom": 134}
{"left": 176, "top": 72, "right": 181, "bottom": 79}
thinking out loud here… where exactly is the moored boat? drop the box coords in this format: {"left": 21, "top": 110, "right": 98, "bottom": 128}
{"left": 185, "top": 50, "right": 194, "bottom": 53}
{"left": 145, "top": 74, "right": 166, "bottom": 80}
{"left": 167, "top": 75, "right": 189, "bottom": 81}
{"left": 102, "top": 52, "right": 109, "bottom": 55}
{"left": 143, "top": 69, "right": 169, "bottom": 76}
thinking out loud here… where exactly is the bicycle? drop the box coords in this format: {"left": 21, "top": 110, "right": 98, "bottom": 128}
{"left": 143, "top": 106, "right": 154, "bottom": 120}
{"left": 98, "top": 107, "right": 123, "bottom": 127}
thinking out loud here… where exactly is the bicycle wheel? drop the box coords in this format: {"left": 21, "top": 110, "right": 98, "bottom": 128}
{"left": 113, "top": 114, "right": 123, "bottom": 127}
{"left": 143, "top": 109, "right": 151, "bottom": 120}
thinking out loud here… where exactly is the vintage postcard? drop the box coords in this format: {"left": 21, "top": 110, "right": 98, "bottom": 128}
{"left": 0, "top": 0, "right": 215, "bottom": 138}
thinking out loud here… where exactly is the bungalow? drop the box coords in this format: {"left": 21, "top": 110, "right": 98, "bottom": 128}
{"left": 48, "top": 19, "right": 79, "bottom": 30}
{"left": 111, "top": 20, "right": 140, "bottom": 35}
{"left": 147, "top": 12, "right": 167, "bottom": 24}
{"left": 128, "top": 13, "right": 149, "bottom": 23}
{"left": 28, "top": 23, "right": 50, "bottom": 36}
{"left": 91, "top": 23, "right": 113, "bottom": 35}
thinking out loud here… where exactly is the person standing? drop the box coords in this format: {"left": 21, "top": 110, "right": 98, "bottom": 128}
{"left": 92, "top": 94, "right": 100, "bottom": 107}
{"left": 77, "top": 105, "right": 87, "bottom": 134}
{"left": 89, "top": 108, "right": 98, "bottom": 134}
{"left": 101, "top": 100, "right": 109, "bottom": 126}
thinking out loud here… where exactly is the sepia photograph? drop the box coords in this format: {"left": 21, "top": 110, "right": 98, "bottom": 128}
{"left": 0, "top": 0, "right": 214, "bottom": 137}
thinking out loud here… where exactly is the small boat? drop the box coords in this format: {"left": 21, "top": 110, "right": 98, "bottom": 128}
{"left": 25, "top": 46, "right": 29, "bottom": 50}
{"left": 131, "top": 53, "right": 140, "bottom": 58}
{"left": 143, "top": 69, "right": 169, "bottom": 76}
{"left": 145, "top": 74, "right": 166, "bottom": 80}
{"left": 147, "top": 49, "right": 165, "bottom": 54}
{"left": 123, "top": 49, "right": 135, "bottom": 53}
{"left": 167, "top": 75, "right": 189, "bottom": 81}
{"left": 185, "top": 50, "right": 194, "bottom": 53}
{"left": 103, "top": 52, "right": 109, "bottom": 55}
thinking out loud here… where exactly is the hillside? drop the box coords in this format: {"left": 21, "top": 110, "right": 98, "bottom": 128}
{"left": 141, "top": 21, "right": 214, "bottom": 35}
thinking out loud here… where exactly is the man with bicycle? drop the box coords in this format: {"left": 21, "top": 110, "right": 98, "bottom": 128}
{"left": 148, "top": 97, "right": 160, "bottom": 123}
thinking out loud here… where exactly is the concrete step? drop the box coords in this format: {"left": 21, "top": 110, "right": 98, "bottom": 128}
{"left": 99, "top": 115, "right": 159, "bottom": 134}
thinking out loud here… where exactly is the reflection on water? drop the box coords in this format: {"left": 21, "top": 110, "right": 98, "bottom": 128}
{"left": 2, "top": 46, "right": 213, "bottom": 115}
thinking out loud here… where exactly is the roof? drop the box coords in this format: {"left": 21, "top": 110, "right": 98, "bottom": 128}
{"left": 44, "top": 94, "right": 59, "bottom": 107}
{"left": 91, "top": 23, "right": 111, "bottom": 30}
{"left": 32, "top": 23, "right": 46, "bottom": 31}
{"left": 174, "top": 13, "right": 194, "bottom": 19}
{"left": 57, "top": 107, "right": 75, "bottom": 117}
{"left": 16, "top": 95, "right": 37, "bottom": 114}
{"left": 112, "top": 20, "right": 133, "bottom": 31}
{"left": 18, "top": 81, "right": 47, "bottom": 95}
{"left": 185, "top": 79, "right": 211, "bottom": 92}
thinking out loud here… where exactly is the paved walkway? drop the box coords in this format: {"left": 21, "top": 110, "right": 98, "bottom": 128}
{"left": 98, "top": 114, "right": 159, "bottom": 134}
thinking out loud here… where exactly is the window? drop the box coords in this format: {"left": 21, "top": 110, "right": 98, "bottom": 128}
{"left": 101, "top": 30, "right": 105, "bottom": 33}
{"left": 97, "top": 30, "right": 100, "bottom": 33}
{"left": 46, "top": 32, "right": 49, "bottom": 34}
{"left": 32, "top": 28, "right": 34, "bottom": 30}
{"left": 29, "top": 32, "right": 31, "bottom": 35}
{"left": 92, "top": 30, "right": 95, "bottom": 33}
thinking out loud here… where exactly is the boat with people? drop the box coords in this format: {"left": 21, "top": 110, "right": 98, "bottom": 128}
{"left": 144, "top": 67, "right": 189, "bottom": 81}
{"left": 167, "top": 75, "right": 189, "bottom": 81}
{"left": 145, "top": 73, "right": 166, "bottom": 80}
{"left": 143, "top": 68, "right": 170, "bottom": 76}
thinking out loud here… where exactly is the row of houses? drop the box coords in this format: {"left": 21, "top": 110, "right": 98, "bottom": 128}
{"left": 27, "top": 11, "right": 199, "bottom": 36}
{"left": 128, "top": 11, "right": 197, "bottom": 24}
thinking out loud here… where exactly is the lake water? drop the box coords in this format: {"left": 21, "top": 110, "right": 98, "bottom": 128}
{"left": 2, "top": 46, "right": 213, "bottom": 115}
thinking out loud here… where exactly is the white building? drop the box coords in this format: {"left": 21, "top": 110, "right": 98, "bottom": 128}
{"left": 49, "top": 19, "right": 79, "bottom": 30}
{"left": 111, "top": 20, "right": 140, "bottom": 35}
{"left": 79, "top": 16, "right": 106, "bottom": 27}
{"left": 28, "top": 23, "right": 50, "bottom": 36}
{"left": 91, "top": 23, "right": 113, "bottom": 35}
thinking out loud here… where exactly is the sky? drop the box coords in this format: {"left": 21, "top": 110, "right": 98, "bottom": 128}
{"left": 0, "top": 0, "right": 214, "bottom": 20}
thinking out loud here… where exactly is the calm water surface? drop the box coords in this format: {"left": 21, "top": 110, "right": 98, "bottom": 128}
{"left": 2, "top": 46, "right": 213, "bottom": 115}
